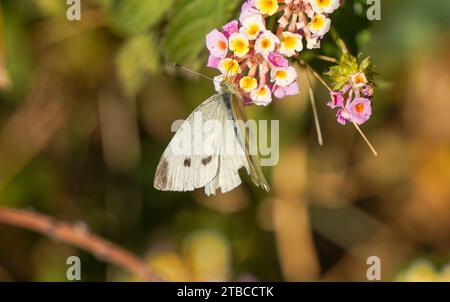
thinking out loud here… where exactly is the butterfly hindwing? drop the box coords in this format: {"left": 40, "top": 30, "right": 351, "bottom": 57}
{"left": 204, "top": 98, "right": 249, "bottom": 195}
{"left": 229, "top": 92, "right": 270, "bottom": 192}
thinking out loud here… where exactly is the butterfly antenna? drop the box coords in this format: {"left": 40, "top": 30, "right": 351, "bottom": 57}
{"left": 173, "top": 63, "right": 216, "bottom": 82}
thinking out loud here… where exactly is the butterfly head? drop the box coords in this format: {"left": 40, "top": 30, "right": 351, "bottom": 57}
{"left": 218, "top": 77, "right": 239, "bottom": 94}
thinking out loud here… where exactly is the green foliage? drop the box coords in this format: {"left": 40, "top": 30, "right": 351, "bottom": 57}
{"left": 116, "top": 34, "right": 159, "bottom": 96}
{"left": 331, "top": 0, "right": 371, "bottom": 54}
{"left": 102, "top": 0, "right": 172, "bottom": 95}
{"left": 164, "top": 0, "right": 240, "bottom": 69}
{"left": 326, "top": 53, "right": 375, "bottom": 90}
{"left": 33, "top": 0, "right": 67, "bottom": 18}
{"left": 103, "top": 0, "right": 173, "bottom": 36}
{"left": 108, "top": 0, "right": 240, "bottom": 95}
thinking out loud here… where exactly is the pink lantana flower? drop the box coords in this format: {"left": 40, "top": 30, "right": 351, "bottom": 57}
{"left": 254, "top": 30, "right": 279, "bottom": 56}
{"left": 239, "top": 0, "right": 259, "bottom": 24}
{"left": 241, "top": 14, "right": 266, "bottom": 40}
{"left": 308, "top": 14, "right": 331, "bottom": 37}
{"left": 270, "top": 66, "right": 297, "bottom": 87}
{"left": 206, "top": 29, "right": 228, "bottom": 59}
{"left": 251, "top": 84, "right": 272, "bottom": 106}
{"left": 334, "top": 98, "right": 372, "bottom": 126}
{"left": 347, "top": 98, "right": 372, "bottom": 125}
{"left": 351, "top": 72, "right": 368, "bottom": 88}
{"left": 327, "top": 91, "right": 344, "bottom": 109}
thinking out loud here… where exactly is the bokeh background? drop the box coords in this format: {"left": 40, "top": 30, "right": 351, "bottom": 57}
{"left": 0, "top": 0, "right": 449, "bottom": 281}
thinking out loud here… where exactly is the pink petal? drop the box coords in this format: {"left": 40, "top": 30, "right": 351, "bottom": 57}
{"left": 268, "top": 52, "right": 289, "bottom": 68}
{"left": 273, "top": 86, "right": 286, "bottom": 99}
{"left": 222, "top": 20, "right": 239, "bottom": 38}
{"left": 273, "top": 82, "right": 300, "bottom": 99}
{"left": 284, "top": 82, "right": 299, "bottom": 95}
{"left": 207, "top": 55, "right": 220, "bottom": 69}
{"left": 336, "top": 108, "right": 349, "bottom": 125}
{"left": 205, "top": 29, "right": 228, "bottom": 59}
{"left": 239, "top": 0, "right": 259, "bottom": 24}
{"left": 327, "top": 91, "right": 344, "bottom": 109}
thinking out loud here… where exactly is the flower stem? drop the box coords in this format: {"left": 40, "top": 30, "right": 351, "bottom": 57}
{"left": 309, "top": 67, "right": 332, "bottom": 92}
{"left": 305, "top": 68, "right": 324, "bottom": 146}
{"left": 299, "top": 59, "right": 332, "bottom": 91}
{"left": 351, "top": 121, "right": 378, "bottom": 157}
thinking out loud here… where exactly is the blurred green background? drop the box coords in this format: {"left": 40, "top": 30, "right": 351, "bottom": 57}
{"left": 0, "top": 0, "right": 449, "bottom": 281}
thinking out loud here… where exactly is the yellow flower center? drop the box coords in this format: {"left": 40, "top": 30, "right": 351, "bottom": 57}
{"left": 353, "top": 74, "right": 367, "bottom": 85}
{"left": 318, "top": 0, "right": 331, "bottom": 8}
{"left": 275, "top": 70, "right": 287, "bottom": 79}
{"left": 311, "top": 15, "right": 325, "bottom": 29}
{"left": 233, "top": 40, "right": 245, "bottom": 51}
{"left": 256, "top": 0, "right": 279, "bottom": 15}
{"left": 282, "top": 34, "right": 297, "bottom": 49}
{"left": 220, "top": 59, "right": 240, "bottom": 75}
{"left": 261, "top": 38, "right": 271, "bottom": 49}
{"left": 239, "top": 76, "right": 258, "bottom": 92}
{"left": 257, "top": 86, "right": 268, "bottom": 96}
{"left": 248, "top": 24, "right": 260, "bottom": 36}
{"left": 230, "top": 35, "right": 249, "bottom": 57}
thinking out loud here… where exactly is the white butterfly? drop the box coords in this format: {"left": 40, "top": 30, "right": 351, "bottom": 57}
{"left": 154, "top": 80, "right": 270, "bottom": 196}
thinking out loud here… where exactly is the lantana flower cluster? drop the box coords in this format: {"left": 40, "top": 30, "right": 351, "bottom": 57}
{"left": 326, "top": 53, "right": 375, "bottom": 125}
{"left": 206, "top": 0, "right": 341, "bottom": 106}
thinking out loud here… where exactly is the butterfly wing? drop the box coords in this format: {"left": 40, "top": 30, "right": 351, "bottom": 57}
{"left": 229, "top": 92, "right": 270, "bottom": 192}
{"left": 204, "top": 103, "right": 249, "bottom": 196}
{"left": 154, "top": 91, "right": 269, "bottom": 195}
{"left": 154, "top": 95, "right": 223, "bottom": 192}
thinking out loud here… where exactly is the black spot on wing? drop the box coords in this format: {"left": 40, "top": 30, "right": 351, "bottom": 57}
{"left": 155, "top": 159, "right": 169, "bottom": 189}
{"left": 183, "top": 158, "right": 191, "bottom": 167}
{"left": 201, "top": 156, "right": 213, "bottom": 166}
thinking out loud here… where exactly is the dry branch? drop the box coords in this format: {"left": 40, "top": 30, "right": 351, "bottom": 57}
{"left": 0, "top": 207, "right": 160, "bottom": 281}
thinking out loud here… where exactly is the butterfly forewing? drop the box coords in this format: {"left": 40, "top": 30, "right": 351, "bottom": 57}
{"left": 154, "top": 95, "right": 223, "bottom": 192}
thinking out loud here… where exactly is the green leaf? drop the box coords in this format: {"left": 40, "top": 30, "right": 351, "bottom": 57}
{"left": 164, "top": 0, "right": 240, "bottom": 69}
{"left": 103, "top": 0, "right": 173, "bottom": 36}
{"left": 359, "top": 56, "right": 372, "bottom": 72}
{"left": 116, "top": 34, "right": 159, "bottom": 96}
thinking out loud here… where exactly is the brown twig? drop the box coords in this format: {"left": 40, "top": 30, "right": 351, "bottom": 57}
{"left": 0, "top": 207, "right": 160, "bottom": 281}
